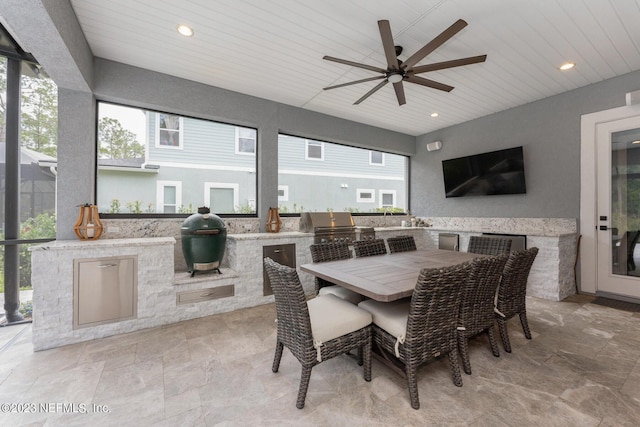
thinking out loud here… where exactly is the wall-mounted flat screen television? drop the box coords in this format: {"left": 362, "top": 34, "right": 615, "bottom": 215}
{"left": 442, "top": 146, "right": 526, "bottom": 198}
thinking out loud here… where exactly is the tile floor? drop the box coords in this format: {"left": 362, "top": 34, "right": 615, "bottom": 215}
{"left": 1, "top": 294, "right": 640, "bottom": 426}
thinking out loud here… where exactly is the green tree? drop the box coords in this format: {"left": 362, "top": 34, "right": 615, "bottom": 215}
{"left": 20, "top": 75, "right": 58, "bottom": 156}
{"left": 98, "top": 117, "right": 145, "bottom": 159}
{"left": 18, "top": 213, "right": 56, "bottom": 288}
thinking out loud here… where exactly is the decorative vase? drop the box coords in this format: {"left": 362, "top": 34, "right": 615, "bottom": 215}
{"left": 266, "top": 207, "right": 282, "bottom": 233}
{"left": 73, "top": 204, "right": 103, "bottom": 240}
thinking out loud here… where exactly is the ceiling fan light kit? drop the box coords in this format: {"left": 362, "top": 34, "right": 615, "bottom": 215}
{"left": 323, "top": 19, "right": 487, "bottom": 106}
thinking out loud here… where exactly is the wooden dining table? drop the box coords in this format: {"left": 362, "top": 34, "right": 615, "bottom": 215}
{"left": 300, "top": 248, "right": 488, "bottom": 302}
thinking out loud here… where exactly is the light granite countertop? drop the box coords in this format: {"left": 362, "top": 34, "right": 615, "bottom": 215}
{"left": 424, "top": 227, "right": 576, "bottom": 237}
{"left": 29, "top": 236, "right": 176, "bottom": 251}
{"left": 227, "top": 231, "right": 313, "bottom": 240}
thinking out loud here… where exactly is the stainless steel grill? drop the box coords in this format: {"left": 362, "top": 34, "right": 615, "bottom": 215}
{"left": 300, "top": 212, "right": 370, "bottom": 244}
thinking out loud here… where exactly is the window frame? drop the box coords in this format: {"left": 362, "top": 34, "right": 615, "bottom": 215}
{"left": 155, "top": 113, "right": 184, "bottom": 149}
{"left": 156, "top": 180, "right": 182, "bottom": 213}
{"left": 305, "top": 140, "right": 324, "bottom": 161}
{"left": 277, "top": 132, "right": 409, "bottom": 215}
{"left": 235, "top": 127, "right": 256, "bottom": 155}
{"left": 96, "top": 101, "right": 259, "bottom": 219}
{"left": 379, "top": 189, "right": 397, "bottom": 209}
{"left": 357, "top": 188, "right": 375, "bottom": 203}
{"left": 278, "top": 185, "right": 289, "bottom": 202}
{"left": 369, "top": 151, "right": 385, "bottom": 166}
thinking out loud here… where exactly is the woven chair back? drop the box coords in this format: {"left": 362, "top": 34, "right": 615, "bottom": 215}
{"left": 310, "top": 241, "right": 352, "bottom": 263}
{"left": 353, "top": 239, "right": 387, "bottom": 257}
{"left": 263, "top": 257, "right": 314, "bottom": 353}
{"left": 496, "top": 247, "right": 539, "bottom": 318}
{"left": 407, "top": 263, "right": 471, "bottom": 356}
{"left": 467, "top": 236, "right": 512, "bottom": 255}
{"left": 387, "top": 235, "right": 417, "bottom": 253}
{"left": 458, "top": 254, "right": 509, "bottom": 335}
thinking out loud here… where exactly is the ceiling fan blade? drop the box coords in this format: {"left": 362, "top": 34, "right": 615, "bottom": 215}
{"left": 405, "top": 75, "right": 454, "bottom": 92}
{"left": 354, "top": 80, "right": 388, "bottom": 105}
{"left": 393, "top": 81, "right": 406, "bottom": 106}
{"left": 323, "top": 75, "right": 385, "bottom": 90}
{"left": 409, "top": 55, "right": 487, "bottom": 74}
{"left": 402, "top": 19, "right": 468, "bottom": 70}
{"left": 323, "top": 55, "right": 386, "bottom": 74}
{"left": 378, "top": 20, "right": 399, "bottom": 70}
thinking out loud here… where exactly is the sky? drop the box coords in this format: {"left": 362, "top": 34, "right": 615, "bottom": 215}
{"left": 98, "top": 103, "right": 147, "bottom": 145}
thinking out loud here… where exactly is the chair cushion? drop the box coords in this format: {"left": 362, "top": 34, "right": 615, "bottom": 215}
{"left": 318, "top": 285, "right": 363, "bottom": 304}
{"left": 358, "top": 299, "right": 411, "bottom": 356}
{"left": 307, "top": 294, "right": 372, "bottom": 344}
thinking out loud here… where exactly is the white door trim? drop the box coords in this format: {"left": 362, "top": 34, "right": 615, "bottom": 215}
{"left": 580, "top": 103, "right": 640, "bottom": 294}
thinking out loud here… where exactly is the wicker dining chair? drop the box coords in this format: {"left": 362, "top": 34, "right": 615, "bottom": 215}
{"left": 353, "top": 238, "right": 387, "bottom": 257}
{"left": 387, "top": 235, "right": 417, "bottom": 253}
{"left": 457, "top": 254, "right": 509, "bottom": 375}
{"left": 309, "top": 242, "right": 362, "bottom": 304}
{"left": 358, "top": 263, "right": 471, "bottom": 410}
{"left": 467, "top": 236, "right": 512, "bottom": 255}
{"left": 495, "top": 247, "right": 539, "bottom": 353}
{"left": 263, "top": 257, "right": 372, "bottom": 409}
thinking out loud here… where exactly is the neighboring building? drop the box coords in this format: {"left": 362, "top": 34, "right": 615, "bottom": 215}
{"left": 278, "top": 134, "right": 406, "bottom": 213}
{"left": 0, "top": 142, "right": 56, "bottom": 225}
{"left": 96, "top": 107, "right": 407, "bottom": 215}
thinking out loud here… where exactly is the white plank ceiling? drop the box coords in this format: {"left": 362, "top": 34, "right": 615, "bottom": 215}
{"left": 68, "top": 0, "right": 640, "bottom": 136}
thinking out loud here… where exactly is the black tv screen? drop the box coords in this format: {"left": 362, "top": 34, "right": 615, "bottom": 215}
{"left": 442, "top": 146, "right": 526, "bottom": 197}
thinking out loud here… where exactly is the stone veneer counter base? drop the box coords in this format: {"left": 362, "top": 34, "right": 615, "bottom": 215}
{"left": 30, "top": 237, "right": 243, "bottom": 351}
{"left": 422, "top": 217, "right": 578, "bottom": 301}
{"left": 28, "top": 219, "right": 575, "bottom": 350}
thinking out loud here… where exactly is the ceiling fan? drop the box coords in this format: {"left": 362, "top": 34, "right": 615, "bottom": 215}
{"left": 322, "top": 19, "right": 487, "bottom": 106}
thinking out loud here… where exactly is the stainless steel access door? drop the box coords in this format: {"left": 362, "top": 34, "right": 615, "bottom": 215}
{"left": 73, "top": 255, "right": 137, "bottom": 329}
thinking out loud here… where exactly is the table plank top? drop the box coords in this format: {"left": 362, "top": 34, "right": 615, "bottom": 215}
{"left": 300, "top": 248, "right": 486, "bottom": 302}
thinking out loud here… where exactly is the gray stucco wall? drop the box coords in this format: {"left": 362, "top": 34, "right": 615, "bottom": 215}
{"left": 412, "top": 69, "right": 640, "bottom": 219}
{"left": 7, "top": 1, "right": 640, "bottom": 235}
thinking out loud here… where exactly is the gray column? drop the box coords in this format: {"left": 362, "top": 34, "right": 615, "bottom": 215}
{"left": 3, "top": 57, "right": 24, "bottom": 322}
{"left": 56, "top": 89, "right": 96, "bottom": 240}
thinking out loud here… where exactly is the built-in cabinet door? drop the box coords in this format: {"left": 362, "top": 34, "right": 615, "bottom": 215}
{"left": 596, "top": 115, "right": 640, "bottom": 299}
{"left": 74, "top": 256, "right": 137, "bottom": 328}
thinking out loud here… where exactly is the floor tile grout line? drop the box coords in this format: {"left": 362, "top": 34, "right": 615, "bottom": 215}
{"left": 0, "top": 323, "right": 31, "bottom": 354}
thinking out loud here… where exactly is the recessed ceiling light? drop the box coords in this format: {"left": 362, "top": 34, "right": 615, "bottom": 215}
{"left": 177, "top": 24, "right": 194, "bottom": 37}
{"left": 430, "top": 112, "right": 439, "bottom": 117}
{"left": 559, "top": 62, "right": 575, "bottom": 71}
{"left": 632, "top": 140, "right": 640, "bottom": 145}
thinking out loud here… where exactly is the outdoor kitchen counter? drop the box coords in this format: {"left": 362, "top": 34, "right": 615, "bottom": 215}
{"left": 226, "top": 231, "right": 313, "bottom": 240}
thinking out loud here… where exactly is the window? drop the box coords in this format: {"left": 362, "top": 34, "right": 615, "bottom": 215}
{"left": 97, "top": 102, "right": 257, "bottom": 215}
{"left": 236, "top": 127, "right": 256, "bottom": 155}
{"left": 357, "top": 189, "right": 375, "bottom": 203}
{"left": 156, "top": 113, "right": 183, "bottom": 148}
{"left": 379, "top": 190, "right": 397, "bottom": 209}
{"left": 278, "top": 185, "right": 289, "bottom": 201}
{"left": 370, "top": 151, "right": 384, "bottom": 166}
{"left": 204, "top": 182, "right": 240, "bottom": 214}
{"left": 279, "top": 134, "right": 407, "bottom": 213}
{"left": 306, "top": 140, "right": 324, "bottom": 160}
{"left": 156, "top": 181, "right": 182, "bottom": 213}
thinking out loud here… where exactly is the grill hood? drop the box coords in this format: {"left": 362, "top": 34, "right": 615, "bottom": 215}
{"left": 299, "top": 212, "right": 354, "bottom": 233}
